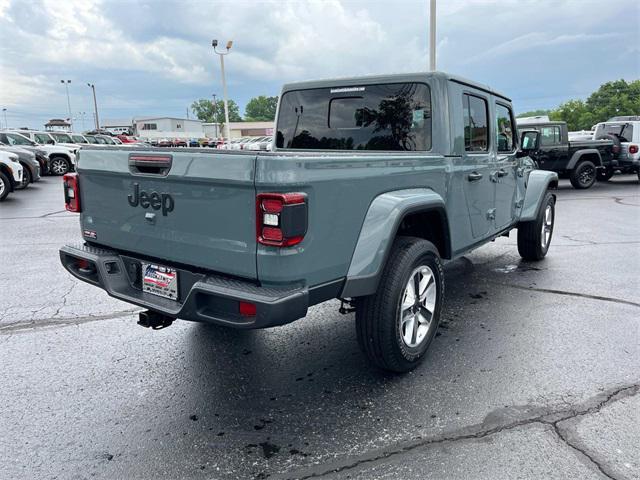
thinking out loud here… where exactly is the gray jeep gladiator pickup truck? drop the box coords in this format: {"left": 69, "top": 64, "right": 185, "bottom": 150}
{"left": 60, "top": 72, "right": 558, "bottom": 372}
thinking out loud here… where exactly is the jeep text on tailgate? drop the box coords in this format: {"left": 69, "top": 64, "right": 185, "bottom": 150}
{"left": 60, "top": 72, "right": 558, "bottom": 372}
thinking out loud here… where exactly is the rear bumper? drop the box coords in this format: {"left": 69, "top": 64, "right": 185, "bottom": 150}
{"left": 59, "top": 243, "right": 309, "bottom": 329}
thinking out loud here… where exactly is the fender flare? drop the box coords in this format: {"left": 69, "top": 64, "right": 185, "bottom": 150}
{"left": 567, "top": 149, "right": 602, "bottom": 170}
{"left": 340, "top": 188, "right": 449, "bottom": 298}
{"left": 520, "top": 170, "right": 558, "bottom": 222}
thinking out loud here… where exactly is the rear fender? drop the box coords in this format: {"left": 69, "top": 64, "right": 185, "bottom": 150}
{"left": 340, "top": 188, "right": 448, "bottom": 298}
{"left": 567, "top": 149, "right": 602, "bottom": 169}
{"left": 520, "top": 170, "right": 558, "bottom": 222}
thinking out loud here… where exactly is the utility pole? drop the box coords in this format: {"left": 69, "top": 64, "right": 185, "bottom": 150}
{"left": 2, "top": 108, "right": 7, "bottom": 129}
{"left": 429, "top": 0, "right": 436, "bottom": 71}
{"left": 61, "top": 80, "right": 73, "bottom": 130}
{"left": 87, "top": 83, "right": 100, "bottom": 130}
{"left": 212, "top": 39, "right": 233, "bottom": 145}
{"left": 212, "top": 93, "right": 218, "bottom": 137}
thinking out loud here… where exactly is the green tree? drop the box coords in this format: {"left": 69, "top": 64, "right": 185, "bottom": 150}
{"left": 548, "top": 99, "right": 596, "bottom": 131}
{"left": 516, "top": 109, "right": 552, "bottom": 118}
{"left": 244, "top": 95, "right": 279, "bottom": 121}
{"left": 191, "top": 98, "right": 242, "bottom": 125}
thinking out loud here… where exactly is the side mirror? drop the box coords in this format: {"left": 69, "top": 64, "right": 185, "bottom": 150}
{"left": 517, "top": 130, "right": 539, "bottom": 158}
{"left": 47, "top": 139, "right": 55, "bottom": 145}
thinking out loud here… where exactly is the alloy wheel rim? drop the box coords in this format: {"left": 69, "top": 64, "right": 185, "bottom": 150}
{"left": 399, "top": 265, "right": 437, "bottom": 348}
{"left": 52, "top": 160, "right": 66, "bottom": 174}
{"left": 579, "top": 165, "right": 595, "bottom": 185}
{"left": 0, "top": 178, "right": 5, "bottom": 195}
{"left": 541, "top": 204, "right": 553, "bottom": 249}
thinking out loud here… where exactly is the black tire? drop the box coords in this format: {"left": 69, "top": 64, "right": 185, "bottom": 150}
{"left": 0, "top": 171, "right": 10, "bottom": 201}
{"left": 518, "top": 191, "right": 555, "bottom": 261}
{"left": 596, "top": 134, "right": 621, "bottom": 157}
{"left": 49, "top": 157, "right": 70, "bottom": 176}
{"left": 597, "top": 168, "right": 614, "bottom": 182}
{"left": 569, "top": 160, "right": 597, "bottom": 189}
{"left": 15, "top": 165, "right": 31, "bottom": 190}
{"left": 355, "top": 237, "right": 444, "bottom": 373}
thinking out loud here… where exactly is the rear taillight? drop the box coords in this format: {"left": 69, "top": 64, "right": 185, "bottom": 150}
{"left": 256, "top": 192, "right": 307, "bottom": 247}
{"left": 629, "top": 144, "right": 639, "bottom": 154}
{"left": 63, "top": 173, "right": 81, "bottom": 212}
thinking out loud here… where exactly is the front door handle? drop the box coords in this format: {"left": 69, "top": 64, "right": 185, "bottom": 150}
{"left": 468, "top": 172, "right": 483, "bottom": 182}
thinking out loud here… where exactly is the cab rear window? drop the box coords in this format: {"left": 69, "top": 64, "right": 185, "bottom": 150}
{"left": 276, "top": 83, "right": 432, "bottom": 151}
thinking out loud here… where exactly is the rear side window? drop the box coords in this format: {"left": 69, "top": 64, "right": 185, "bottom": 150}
{"left": 540, "top": 126, "right": 561, "bottom": 146}
{"left": 276, "top": 83, "right": 432, "bottom": 151}
{"left": 463, "top": 94, "right": 488, "bottom": 152}
{"left": 495, "top": 103, "right": 516, "bottom": 152}
{"left": 594, "top": 123, "right": 634, "bottom": 143}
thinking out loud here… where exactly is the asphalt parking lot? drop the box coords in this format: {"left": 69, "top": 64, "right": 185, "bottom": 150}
{"left": 1, "top": 176, "right": 639, "bottom": 480}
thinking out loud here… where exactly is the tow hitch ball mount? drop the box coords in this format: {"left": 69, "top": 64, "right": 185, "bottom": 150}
{"left": 138, "top": 310, "right": 174, "bottom": 330}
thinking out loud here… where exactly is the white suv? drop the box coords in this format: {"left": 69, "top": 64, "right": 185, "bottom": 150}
{"left": 593, "top": 120, "right": 640, "bottom": 180}
{"left": 0, "top": 150, "right": 23, "bottom": 201}
{"left": 6, "top": 130, "right": 77, "bottom": 175}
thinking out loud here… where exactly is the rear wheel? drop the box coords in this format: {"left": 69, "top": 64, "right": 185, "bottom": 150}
{"left": 355, "top": 237, "right": 444, "bottom": 373}
{"left": 569, "top": 160, "right": 597, "bottom": 189}
{"left": 16, "top": 165, "right": 31, "bottom": 189}
{"left": 50, "top": 157, "right": 70, "bottom": 176}
{"left": 597, "top": 168, "right": 614, "bottom": 182}
{"left": 518, "top": 191, "right": 555, "bottom": 261}
{"left": 0, "top": 172, "right": 10, "bottom": 201}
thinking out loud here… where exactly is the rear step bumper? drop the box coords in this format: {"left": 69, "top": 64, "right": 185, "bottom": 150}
{"left": 59, "top": 243, "right": 309, "bottom": 329}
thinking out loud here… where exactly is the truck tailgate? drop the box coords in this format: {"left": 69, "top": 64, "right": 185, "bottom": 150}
{"left": 77, "top": 148, "right": 257, "bottom": 279}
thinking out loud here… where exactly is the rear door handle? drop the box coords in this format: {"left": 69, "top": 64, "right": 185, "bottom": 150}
{"left": 468, "top": 172, "right": 483, "bottom": 182}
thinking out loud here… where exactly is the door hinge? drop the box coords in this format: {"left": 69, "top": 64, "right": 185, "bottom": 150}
{"left": 515, "top": 200, "right": 523, "bottom": 209}
{"left": 486, "top": 208, "right": 496, "bottom": 220}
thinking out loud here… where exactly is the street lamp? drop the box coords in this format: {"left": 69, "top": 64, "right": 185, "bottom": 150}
{"left": 212, "top": 39, "right": 233, "bottom": 144}
{"left": 87, "top": 83, "right": 100, "bottom": 130}
{"left": 61, "top": 80, "right": 73, "bottom": 130}
{"left": 2, "top": 108, "right": 7, "bottom": 129}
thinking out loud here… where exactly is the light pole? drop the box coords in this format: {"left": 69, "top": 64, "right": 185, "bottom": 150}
{"left": 429, "top": 0, "right": 436, "bottom": 71}
{"left": 61, "top": 80, "right": 73, "bottom": 130}
{"left": 78, "top": 111, "right": 86, "bottom": 131}
{"left": 87, "top": 83, "right": 100, "bottom": 130}
{"left": 2, "top": 108, "right": 7, "bottom": 129}
{"left": 212, "top": 39, "right": 233, "bottom": 144}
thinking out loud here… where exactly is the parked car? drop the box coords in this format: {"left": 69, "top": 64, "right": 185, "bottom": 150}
{"left": 516, "top": 120, "right": 618, "bottom": 188}
{"left": 188, "top": 138, "right": 200, "bottom": 147}
{"left": 48, "top": 132, "right": 83, "bottom": 151}
{"left": 60, "top": 72, "right": 557, "bottom": 372}
{"left": 0, "top": 131, "right": 51, "bottom": 175}
{"left": 173, "top": 138, "right": 187, "bottom": 147}
{"left": 244, "top": 136, "right": 273, "bottom": 151}
{"left": 0, "top": 142, "right": 41, "bottom": 189}
{"left": 7, "top": 130, "right": 76, "bottom": 175}
{"left": 116, "top": 135, "right": 138, "bottom": 144}
{"left": 0, "top": 150, "right": 22, "bottom": 201}
{"left": 84, "top": 135, "right": 100, "bottom": 145}
{"left": 70, "top": 133, "right": 90, "bottom": 144}
{"left": 157, "top": 138, "right": 173, "bottom": 147}
{"left": 592, "top": 120, "right": 640, "bottom": 181}
{"left": 95, "top": 135, "right": 117, "bottom": 145}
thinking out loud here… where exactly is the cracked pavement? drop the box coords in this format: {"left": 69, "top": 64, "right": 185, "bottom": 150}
{"left": 1, "top": 175, "right": 639, "bottom": 479}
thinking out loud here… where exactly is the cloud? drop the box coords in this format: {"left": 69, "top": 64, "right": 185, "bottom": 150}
{"left": 0, "top": 0, "right": 638, "bottom": 127}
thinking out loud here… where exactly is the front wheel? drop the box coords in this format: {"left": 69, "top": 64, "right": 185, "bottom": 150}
{"left": 355, "top": 237, "right": 444, "bottom": 373}
{"left": 569, "top": 160, "right": 597, "bottom": 189}
{"left": 517, "top": 191, "right": 555, "bottom": 261}
{"left": 49, "top": 157, "right": 70, "bottom": 176}
{"left": 0, "top": 172, "right": 10, "bottom": 201}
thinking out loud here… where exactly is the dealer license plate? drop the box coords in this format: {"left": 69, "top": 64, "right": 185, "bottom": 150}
{"left": 142, "top": 263, "right": 178, "bottom": 300}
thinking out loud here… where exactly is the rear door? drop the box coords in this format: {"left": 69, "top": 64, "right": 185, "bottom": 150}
{"left": 461, "top": 92, "right": 494, "bottom": 239}
{"left": 78, "top": 149, "right": 258, "bottom": 279}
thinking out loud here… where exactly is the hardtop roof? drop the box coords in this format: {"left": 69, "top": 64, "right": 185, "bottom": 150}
{"left": 281, "top": 71, "right": 511, "bottom": 102}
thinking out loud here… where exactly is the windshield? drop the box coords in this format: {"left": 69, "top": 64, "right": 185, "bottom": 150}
{"left": 4, "top": 133, "right": 35, "bottom": 146}
{"left": 595, "top": 123, "right": 634, "bottom": 143}
{"left": 51, "top": 133, "right": 73, "bottom": 143}
{"left": 276, "top": 82, "right": 432, "bottom": 151}
{"left": 100, "top": 136, "right": 115, "bottom": 144}
{"left": 71, "top": 135, "right": 88, "bottom": 143}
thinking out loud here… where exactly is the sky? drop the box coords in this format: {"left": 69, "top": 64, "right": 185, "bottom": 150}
{"left": 0, "top": 0, "right": 638, "bottom": 130}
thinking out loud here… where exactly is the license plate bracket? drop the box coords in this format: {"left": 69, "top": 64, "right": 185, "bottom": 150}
{"left": 142, "top": 263, "right": 178, "bottom": 300}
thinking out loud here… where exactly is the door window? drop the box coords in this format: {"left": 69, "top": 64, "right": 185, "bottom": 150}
{"left": 463, "top": 94, "right": 489, "bottom": 152}
{"left": 495, "top": 104, "right": 516, "bottom": 152}
{"left": 540, "top": 126, "right": 561, "bottom": 146}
